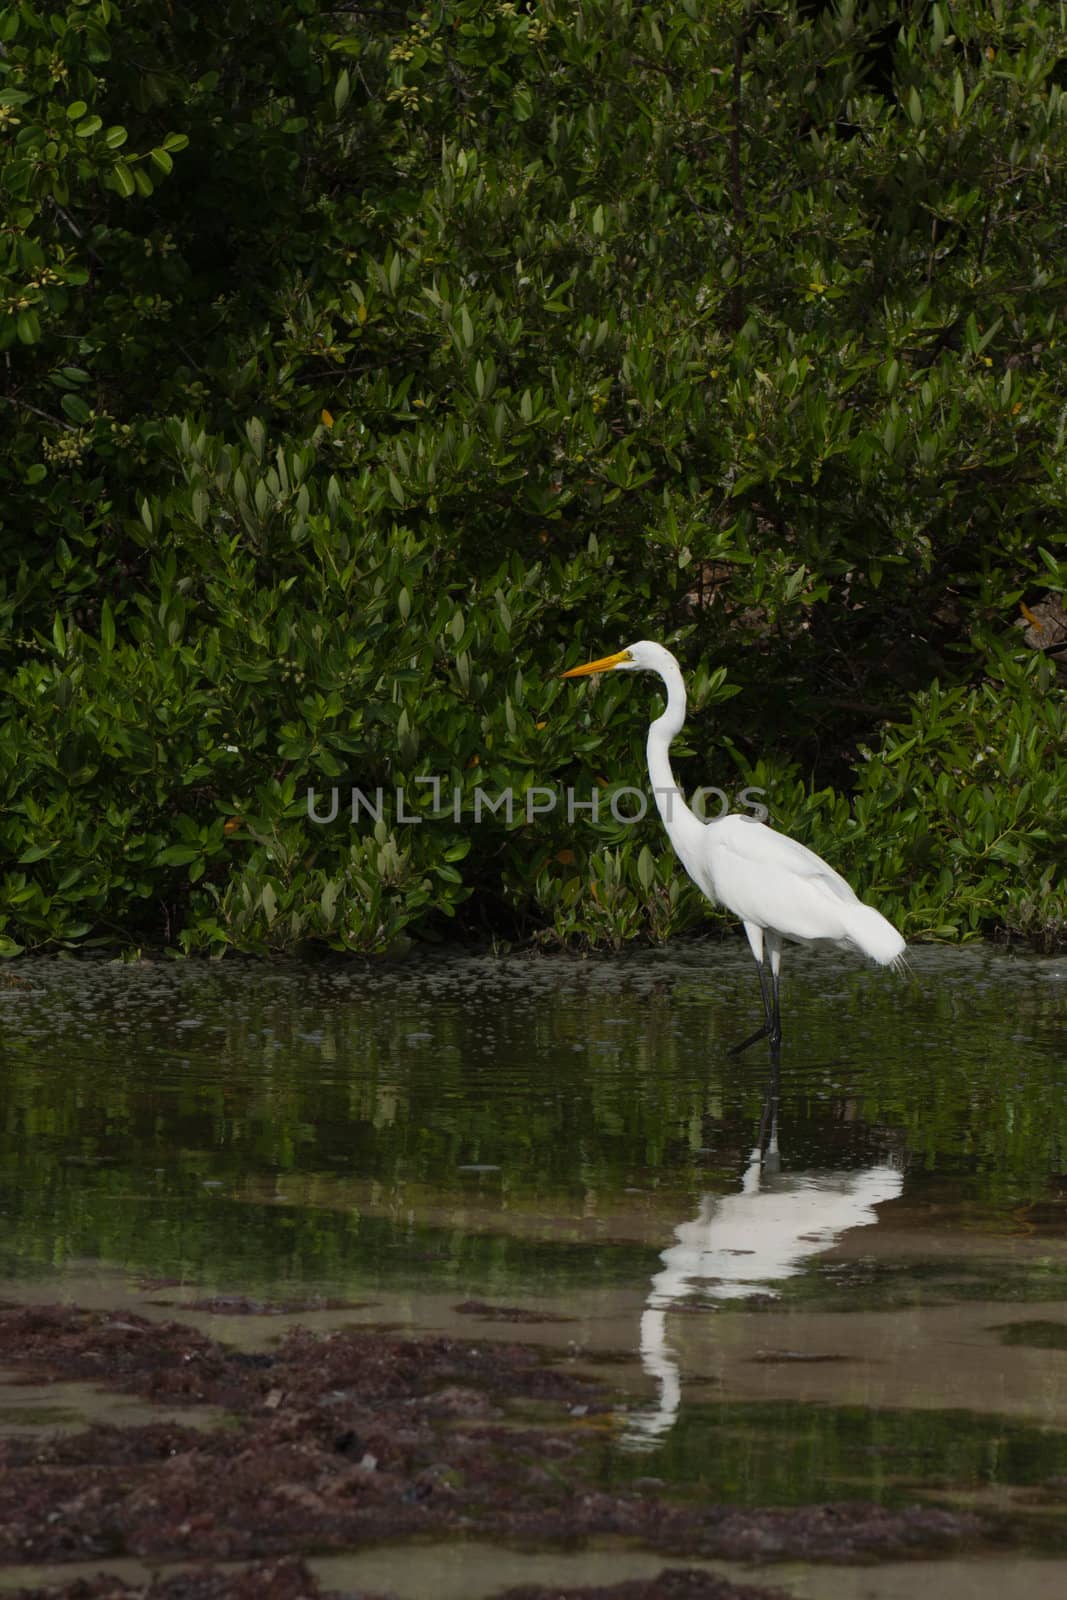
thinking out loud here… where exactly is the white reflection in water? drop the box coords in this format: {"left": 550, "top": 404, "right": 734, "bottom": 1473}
{"left": 625, "top": 1152, "right": 903, "bottom": 1446}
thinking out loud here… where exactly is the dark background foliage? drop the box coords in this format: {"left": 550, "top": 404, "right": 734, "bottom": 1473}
{"left": 1, "top": 0, "right": 1064, "bottom": 956}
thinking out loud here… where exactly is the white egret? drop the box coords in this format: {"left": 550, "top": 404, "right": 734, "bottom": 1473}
{"left": 562, "top": 641, "right": 906, "bottom": 1076}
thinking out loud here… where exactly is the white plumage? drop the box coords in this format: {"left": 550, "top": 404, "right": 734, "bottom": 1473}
{"left": 563, "top": 640, "right": 906, "bottom": 1065}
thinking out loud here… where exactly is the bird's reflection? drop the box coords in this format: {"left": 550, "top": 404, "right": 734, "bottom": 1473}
{"left": 624, "top": 1133, "right": 903, "bottom": 1447}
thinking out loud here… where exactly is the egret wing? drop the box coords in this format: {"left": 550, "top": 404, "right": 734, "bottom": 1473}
{"left": 701, "top": 815, "right": 862, "bottom": 943}
{"left": 733, "top": 818, "right": 855, "bottom": 897}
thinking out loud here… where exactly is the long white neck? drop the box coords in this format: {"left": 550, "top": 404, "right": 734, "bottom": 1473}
{"left": 645, "top": 657, "right": 700, "bottom": 840}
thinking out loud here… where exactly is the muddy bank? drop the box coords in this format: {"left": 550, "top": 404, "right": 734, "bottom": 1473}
{"left": 0, "top": 1305, "right": 985, "bottom": 1598}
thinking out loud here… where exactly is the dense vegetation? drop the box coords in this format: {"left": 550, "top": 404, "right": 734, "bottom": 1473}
{"left": 1, "top": 0, "right": 1064, "bottom": 957}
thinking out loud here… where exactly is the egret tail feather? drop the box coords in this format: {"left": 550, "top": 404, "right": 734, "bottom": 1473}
{"left": 841, "top": 902, "right": 907, "bottom": 967}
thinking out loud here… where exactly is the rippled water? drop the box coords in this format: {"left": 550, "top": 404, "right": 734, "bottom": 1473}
{"left": 1, "top": 941, "right": 1066, "bottom": 1552}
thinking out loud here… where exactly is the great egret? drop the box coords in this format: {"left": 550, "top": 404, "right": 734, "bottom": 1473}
{"left": 562, "top": 641, "right": 906, "bottom": 1078}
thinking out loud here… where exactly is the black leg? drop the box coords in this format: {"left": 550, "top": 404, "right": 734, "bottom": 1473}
{"left": 733, "top": 961, "right": 784, "bottom": 1163}
{"left": 767, "top": 966, "right": 782, "bottom": 1062}
{"left": 760, "top": 967, "right": 783, "bottom": 1166}
{"left": 729, "top": 959, "right": 775, "bottom": 1057}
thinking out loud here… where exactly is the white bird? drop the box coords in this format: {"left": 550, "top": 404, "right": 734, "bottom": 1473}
{"left": 562, "top": 640, "right": 906, "bottom": 1074}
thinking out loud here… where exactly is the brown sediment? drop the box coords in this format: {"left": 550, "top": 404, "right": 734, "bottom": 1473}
{"left": 0, "top": 1304, "right": 985, "bottom": 1597}
{"left": 151, "top": 1297, "right": 373, "bottom": 1317}
{"left": 453, "top": 1300, "right": 578, "bottom": 1323}
{"left": 494, "top": 1572, "right": 791, "bottom": 1599}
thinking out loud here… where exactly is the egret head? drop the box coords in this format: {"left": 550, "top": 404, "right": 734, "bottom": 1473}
{"left": 561, "top": 640, "right": 676, "bottom": 678}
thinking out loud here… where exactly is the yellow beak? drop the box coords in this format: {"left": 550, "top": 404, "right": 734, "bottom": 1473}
{"left": 561, "top": 649, "right": 631, "bottom": 678}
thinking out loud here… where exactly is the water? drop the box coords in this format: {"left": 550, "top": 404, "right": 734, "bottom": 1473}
{"left": 1, "top": 941, "right": 1066, "bottom": 1592}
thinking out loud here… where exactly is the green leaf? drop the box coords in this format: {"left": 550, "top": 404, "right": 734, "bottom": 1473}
{"left": 61, "top": 392, "right": 91, "bottom": 423}
{"left": 112, "top": 161, "right": 136, "bottom": 197}
{"left": 150, "top": 147, "right": 173, "bottom": 174}
{"left": 75, "top": 114, "right": 103, "bottom": 137}
{"left": 932, "top": 3, "right": 946, "bottom": 48}
{"left": 16, "top": 310, "right": 41, "bottom": 344}
{"left": 157, "top": 845, "right": 202, "bottom": 866}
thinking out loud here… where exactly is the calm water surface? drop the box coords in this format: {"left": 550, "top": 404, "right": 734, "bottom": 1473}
{"left": 2, "top": 942, "right": 1066, "bottom": 1553}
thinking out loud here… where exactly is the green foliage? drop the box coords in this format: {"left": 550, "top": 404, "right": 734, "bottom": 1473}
{"left": 724, "top": 650, "right": 1066, "bottom": 951}
{"left": 1, "top": 0, "right": 1065, "bottom": 954}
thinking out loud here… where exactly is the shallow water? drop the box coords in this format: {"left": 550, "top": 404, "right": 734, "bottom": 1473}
{"left": 1, "top": 941, "right": 1066, "bottom": 1590}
